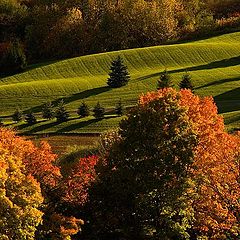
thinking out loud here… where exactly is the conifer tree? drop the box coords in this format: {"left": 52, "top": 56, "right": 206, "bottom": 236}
{"left": 12, "top": 108, "right": 22, "bottom": 123}
{"left": 115, "top": 99, "right": 124, "bottom": 116}
{"left": 179, "top": 72, "right": 194, "bottom": 91}
{"left": 157, "top": 69, "right": 173, "bottom": 89}
{"left": 25, "top": 112, "right": 37, "bottom": 125}
{"left": 93, "top": 102, "right": 105, "bottom": 119}
{"left": 107, "top": 56, "right": 130, "bottom": 88}
{"left": 42, "top": 102, "right": 54, "bottom": 120}
{"left": 77, "top": 102, "right": 90, "bottom": 118}
{"left": 55, "top": 100, "right": 69, "bottom": 122}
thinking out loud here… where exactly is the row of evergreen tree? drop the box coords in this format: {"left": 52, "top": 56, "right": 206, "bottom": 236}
{"left": 10, "top": 100, "right": 124, "bottom": 125}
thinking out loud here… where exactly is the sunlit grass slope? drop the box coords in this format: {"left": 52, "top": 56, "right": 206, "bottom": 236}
{"left": 1, "top": 32, "right": 240, "bottom": 133}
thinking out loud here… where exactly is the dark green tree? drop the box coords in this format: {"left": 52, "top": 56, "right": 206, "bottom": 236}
{"left": 115, "top": 99, "right": 124, "bottom": 116}
{"left": 42, "top": 102, "right": 54, "bottom": 120}
{"left": 157, "top": 69, "right": 173, "bottom": 90}
{"left": 77, "top": 102, "right": 90, "bottom": 118}
{"left": 107, "top": 56, "right": 130, "bottom": 88}
{"left": 88, "top": 89, "right": 197, "bottom": 240}
{"left": 25, "top": 112, "right": 37, "bottom": 125}
{"left": 93, "top": 102, "right": 105, "bottom": 119}
{"left": 55, "top": 100, "right": 69, "bottom": 122}
{"left": 12, "top": 108, "right": 22, "bottom": 123}
{"left": 179, "top": 72, "right": 194, "bottom": 91}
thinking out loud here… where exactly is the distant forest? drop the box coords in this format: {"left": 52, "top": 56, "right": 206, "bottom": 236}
{"left": 1, "top": 0, "right": 240, "bottom": 62}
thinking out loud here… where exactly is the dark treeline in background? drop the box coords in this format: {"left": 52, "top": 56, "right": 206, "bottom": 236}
{"left": 1, "top": 0, "right": 240, "bottom": 64}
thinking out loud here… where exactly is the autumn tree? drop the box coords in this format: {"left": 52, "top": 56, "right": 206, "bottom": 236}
{"left": 88, "top": 89, "right": 197, "bottom": 239}
{"left": 0, "top": 147, "right": 43, "bottom": 240}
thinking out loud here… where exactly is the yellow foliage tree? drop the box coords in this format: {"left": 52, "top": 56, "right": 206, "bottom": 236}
{"left": 0, "top": 147, "right": 43, "bottom": 239}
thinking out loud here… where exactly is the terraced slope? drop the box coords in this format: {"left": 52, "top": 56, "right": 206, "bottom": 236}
{"left": 1, "top": 32, "right": 240, "bottom": 133}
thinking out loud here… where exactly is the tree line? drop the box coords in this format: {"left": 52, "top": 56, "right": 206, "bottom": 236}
{"left": 1, "top": 0, "right": 240, "bottom": 72}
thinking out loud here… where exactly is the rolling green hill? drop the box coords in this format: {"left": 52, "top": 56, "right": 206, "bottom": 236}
{"left": 1, "top": 32, "right": 240, "bottom": 134}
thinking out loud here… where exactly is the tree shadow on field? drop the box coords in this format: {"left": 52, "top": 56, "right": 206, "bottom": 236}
{"left": 56, "top": 115, "right": 118, "bottom": 133}
{"left": 214, "top": 87, "right": 240, "bottom": 113}
{"left": 134, "top": 55, "right": 240, "bottom": 82}
{"left": 24, "top": 86, "right": 111, "bottom": 114}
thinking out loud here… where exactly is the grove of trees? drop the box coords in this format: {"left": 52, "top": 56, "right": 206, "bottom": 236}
{"left": 1, "top": 87, "right": 239, "bottom": 239}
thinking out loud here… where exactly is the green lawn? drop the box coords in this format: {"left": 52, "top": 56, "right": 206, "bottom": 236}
{"left": 1, "top": 31, "right": 240, "bottom": 133}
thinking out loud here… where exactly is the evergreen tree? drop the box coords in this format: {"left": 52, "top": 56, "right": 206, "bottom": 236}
{"left": 12, "top": 108, "right": 22, "bottom": 123}
{"left": 179, "top": 72, "right": 194, "bottom": 91}
{"left": 157, "top": 69, "right": 173, "bottom": 89}
{"left": 55, "top": 100, "right": 69, "bottom": 122}
{"left": 25, "top": 112, "right": 37, "bottom": 125}
{"left": 42, "top": 102, "right": 54, "bottom": 120}
{"left": 77, "top": 102, "right": 90, "bottom": 118}
{"left": 115, "top": 99, "right": 124, "bottom": 116}
{"left": 107, "top": 56, "right": 130, "bottom": 88}
{"left": 93, "top": 102, "right": 105, "bottom": 119}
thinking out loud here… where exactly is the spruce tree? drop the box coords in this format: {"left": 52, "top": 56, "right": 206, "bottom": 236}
{"left": 107, "top": 56, "right": 130, "bottom": 88}
{"left": 12, "top": 108, "right": 22, "bottom": 123}
{"left": 25, "top": 112, "right": 37, "bottom": 125}
{"left": 55, "top": 100, "right": 69, "bottom": 122}
{"left": 115, "top": 99, "right": 124, "bottom": 116}
{"left": 42, "top": 102, "right": 54, "bottom": 120}
{"left": 93, "top": 102, "right": 105, "bottom": 119}
{"left": 179, "top": 72, "right": 194, "bottom": 91}
{"left": 77, "top": 102, "right": 90, "bottom": 118}
{"left": 157, "top": 69, "right": 173, "bottom": 90}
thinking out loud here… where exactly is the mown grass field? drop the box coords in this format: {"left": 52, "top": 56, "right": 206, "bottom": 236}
{"left": 1, "top": 31, "right": 240, "bottom": 134}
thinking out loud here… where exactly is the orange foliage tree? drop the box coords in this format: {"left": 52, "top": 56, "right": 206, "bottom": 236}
{"left": 140, "top": 88, "right": 240, "bottom": 239}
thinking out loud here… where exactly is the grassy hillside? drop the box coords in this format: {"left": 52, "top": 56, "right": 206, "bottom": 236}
{"left": 1, "top": 32, "right": 240, "bottom": 133}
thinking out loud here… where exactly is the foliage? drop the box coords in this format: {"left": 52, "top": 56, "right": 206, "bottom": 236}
{"left": 0, "top": 40, "right": 27, "bottom": 73}
{"left": 93, "top": 102, "right": 105, "bottom": 119}
{"left": 115, "top": 99, "right": 124, "bottom": 116}
{"left": 42, "top": 101, "right": 54, "bottom": 120}
{"left": 157, "top": 69, "right": 173, "bottom": 89}
{"left": 55, "top": 99, "right": 69, "bottom": 122}
{"left": 179, "top": 72, "right": 194, "bottom": 91}
{"left": 89, "top": 88, "right": 198, "bottom": 239}
{"left": 77, "top": 101, "right": 90, "bottom": 118}
{"left": 0, "top": 146, "right": 43, "bottom": 240}
{"left": 107, "top": 56, "right": 130, "bottom": 88}
{"left": 12, "top": 108, "right": 22, "bottom": 122}
{"left": 25, "top": 111, "right": 37, "bottom": 125}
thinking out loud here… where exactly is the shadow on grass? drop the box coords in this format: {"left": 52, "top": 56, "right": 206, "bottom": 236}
{"left": 134, "top": 55, "right": 240, "bottom": 83}
{"left": 56, "top": 115, "right": 118, "bottom": 133}
{"left": 24, "top": 85, "right": 111, "bottom": 114}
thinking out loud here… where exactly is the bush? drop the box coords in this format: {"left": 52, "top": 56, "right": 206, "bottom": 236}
{"left": 107, "top": 56, "right": 130, "bottom": 88}
{"left": 93, "top": 102, "right": 105, "bottom": 119}
{"left": 77, "top": 102, "right": 90, "bottom": 118}
{"left": 0, "top": 40, "right": 27, "bottom": 73}
{"left": 115, "top": 99, "right": 124, "bottom": 116}
{"left": 179, "top": 72, "right": 194, "bottom": 91}
{"left": 25, "top": 112, "right": 37, "bottom": 125}
{"left": 55, "top": 100, "right": 69, "bottom": 122}
{"left": 42, "top": 102, "right": 54, "bottom": 120}
{"left": 12, "top": 108, "right": 22, "bottom": 122}
{"left": 157, "top": 69, "right": 173, "bottom": 89}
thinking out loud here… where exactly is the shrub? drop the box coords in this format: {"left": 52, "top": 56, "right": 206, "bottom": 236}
{"left": 42, "top": 102, "right": 54, "bottom": 120}
{"left": 12, "top": 108, "right": 22, "bottom": 122}
{"left": 77, "top": 102, "right": 90, "bottom": 118}
{"left": 25, "top": 112, "right": 37, "bottom": 125}
{"left": 55, "top": 100, "right": 69, "bottom": 122}
{"left": 93, "top": 102, "right": 105, "bottom": 119}
{"left": 157, "top": 69, "right": 173, "bottom": 89}
{"left": 107, "top": 56, "right": 130, "bottom": 88}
